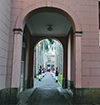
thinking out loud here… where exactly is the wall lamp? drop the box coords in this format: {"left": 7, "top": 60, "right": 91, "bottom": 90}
{"left": 47, "top": 25, "right": 53, "bottom": 31}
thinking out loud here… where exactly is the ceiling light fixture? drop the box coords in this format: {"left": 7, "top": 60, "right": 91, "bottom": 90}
{"left": 47, "top": 25, "right": 53, "bottom": 31}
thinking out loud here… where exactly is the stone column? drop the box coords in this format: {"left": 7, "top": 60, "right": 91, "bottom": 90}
{"left": 34, "top": 48, "right": 36, "bottom": 78}
{"left": 70, "top": 34, "right": 74, "bottom": 89}
{"left": 25, "top": 31, "right": 30, "bottom": 89}
{"left": 12, "top": 29, "right": 23, "bottom": 88}
{"left": 10, "top": 29, "right": 23, "bottom": 104}
{"left": 62, "top": 38, "right": 68, "bottom": 88}
{"left": 73, "top": 32, "right": 82, "bottom": 103}
{"left": 27, "top": 37, "right": 34, "bottom": 88}
{"left": 67, "top": 34, "right": 71, "bottom": 89}
{"left": 74, "top": 32, "right": 82, "bottom": 88}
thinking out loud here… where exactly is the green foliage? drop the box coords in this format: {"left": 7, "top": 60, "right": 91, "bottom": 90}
{"left": 48, "top": 39, "right": 54, "bottom": 44}
{"left": 39, "top": 39, "right": 54, "bottom": 52}
{"left": 58, "top": 74, "right": 62, "bottom": 85}
{"left": 36, "top": 75, "right": 39, "bottom": 79}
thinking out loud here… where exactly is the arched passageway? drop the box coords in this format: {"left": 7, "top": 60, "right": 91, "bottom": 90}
{"left": 33, "top": 39, "right": 63, "bottom": 87}
{"left": 18, "top": 7, "right": 77, "bottom": 92}
{"left": 12, "top": 4, "right": 82, "bottom": 104}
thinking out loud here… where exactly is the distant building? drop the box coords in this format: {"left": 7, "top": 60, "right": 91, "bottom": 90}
{"left": 45, "top": 54, "right": 55, "bottom": 71}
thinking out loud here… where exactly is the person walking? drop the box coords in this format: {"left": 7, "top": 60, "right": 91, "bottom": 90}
{"left": 39, "top": 65, "right": 42, "bottom": 81}
{"left": 55, "top": 67, "right": 58, "bottom": 82}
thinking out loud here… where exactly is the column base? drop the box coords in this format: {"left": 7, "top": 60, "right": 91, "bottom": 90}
{"left": 0, "top": 88, "right": 19, "bottom": 105}
{"left": 25, "top": 79, "right": 34, "bottom": 89}
{"left": 68, "top": 80, "right": 74, "bottom": 89}
{"left": 62, "top": 78, "right": 67, "bottom": 88}
{"left": 73, "top": 88, "right": 100, "bottom": 104}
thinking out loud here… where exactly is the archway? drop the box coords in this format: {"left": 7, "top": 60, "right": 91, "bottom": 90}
{"left": 22, "top": 30, "right": 69, "bottom": 90}
{"left": 16, "top": 6, "right": 77, "bottom": 90}
{"left": 12, "top": 3, "right": 82, "bottom": 104}
{"left": 14, "top": 1, "right": 82, "bottom": 31}
{"left": 33, "top": 38, "right": 63, "bottom": 88}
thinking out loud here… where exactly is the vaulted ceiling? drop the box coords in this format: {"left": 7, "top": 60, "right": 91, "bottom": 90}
{"left": 26, "top": 12, "right": 72, "bottom": 37}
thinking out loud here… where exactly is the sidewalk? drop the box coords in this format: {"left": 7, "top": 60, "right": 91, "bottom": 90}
{"left": 19, "top": 73, "right": 99, "bottom": 105}
{"left": 34, "top": 72, "right": 61, "bottom": 88}
{"left": 19, "top": 73, "right": 74, "bottom": 105}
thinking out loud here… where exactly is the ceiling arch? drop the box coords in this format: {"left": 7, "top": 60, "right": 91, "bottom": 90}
{"left": 26, "top": 12, "right": 72, "bottom": 37}
{"left": 14, "top": 1, "right": 82, "bottom": 32}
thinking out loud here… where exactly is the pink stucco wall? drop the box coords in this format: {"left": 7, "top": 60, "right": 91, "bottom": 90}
{"left": 81, "top": 1, "right": 100, "bottom": 88}
{"left": 0, "top": 0, "right": 12, "bottom": 89}
{"left": 7, "top": 0, "right": 100, "bottom": 88}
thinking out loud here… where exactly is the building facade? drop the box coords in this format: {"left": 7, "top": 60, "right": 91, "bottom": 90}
{"left": 45, "top": 54, "right": 55, "bottom": 70}
{"left": 0, "top": 0, "right": 100, "bottom": 104}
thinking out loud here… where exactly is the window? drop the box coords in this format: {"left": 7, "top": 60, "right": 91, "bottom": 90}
{"left": 47, "top": 58, "right": 51, "bottom": 62}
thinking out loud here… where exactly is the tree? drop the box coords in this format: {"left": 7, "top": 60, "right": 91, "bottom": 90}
{"left": 36, "top": 39, "right": 54, "bottom": 70}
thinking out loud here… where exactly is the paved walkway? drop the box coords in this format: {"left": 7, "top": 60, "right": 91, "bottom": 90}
{"left": 19, "top": 73, "right": 100, "bottom": 105}
{"left": 34, "top": 72, "right": 61, "bottom": 88}
{"left": 20, "top": 73, "right": 74, "bottom": 105}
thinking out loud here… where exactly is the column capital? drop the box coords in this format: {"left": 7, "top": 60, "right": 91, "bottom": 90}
{"left": 13, "top": 28, "right": 23, "bottom": 35}
{"left": 74, "top": 31, "right": 83, "bottom": 37}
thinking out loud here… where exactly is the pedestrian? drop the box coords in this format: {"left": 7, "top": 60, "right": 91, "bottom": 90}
{"left": 51, "top": 67, "right": 54, "bottom": 76}
{"left": 52, "top": 67, "right": 55, "bottom": 78}
{"left": 53, "top": 70, "right": 55, "bottom": 79}
{"left": 38, "top": 65, "right": 42, "bottom": 81}
{"left": 41, "top": 67, "right": 44, "bottom": 78}
{"left": 55, "top": 67, "right": 58, "bottom": 82}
